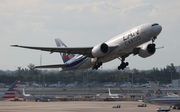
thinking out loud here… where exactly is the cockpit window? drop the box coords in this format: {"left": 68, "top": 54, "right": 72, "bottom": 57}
{"left": 152, "top": 23, "right": 159, "bottom": 27}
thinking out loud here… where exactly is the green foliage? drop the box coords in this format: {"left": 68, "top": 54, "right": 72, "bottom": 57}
{"left": 0, "top": 63, "right": 179, "bottom": 84}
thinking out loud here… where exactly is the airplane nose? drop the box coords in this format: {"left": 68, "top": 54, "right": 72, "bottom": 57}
{"left": 157, "top": 25, "right": 162, "bottom": 34}
{"left": 152, "top": 24, "right": 162, "bottom": 36}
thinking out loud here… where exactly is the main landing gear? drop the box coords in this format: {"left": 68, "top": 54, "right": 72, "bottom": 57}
{"left": 118, "top": 57, "right": 129, "bottom": 70}
{"left": 92, "top": 62, "right": 102, "bottom": 70}
{"left": 92, "top": 57, "right": 129, "bottom": 70}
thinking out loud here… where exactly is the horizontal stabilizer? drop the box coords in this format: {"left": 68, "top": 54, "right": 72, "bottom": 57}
{"left": 35, "top": 64, "right": 67, "bottom": 68}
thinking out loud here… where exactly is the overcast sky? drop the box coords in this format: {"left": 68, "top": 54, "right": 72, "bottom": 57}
{"left": 0, "top": 0, "right": 180, "bottom": 71}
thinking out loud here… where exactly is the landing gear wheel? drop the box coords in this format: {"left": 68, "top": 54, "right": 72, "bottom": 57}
{"left": 117, "top": 61, "right": 129, "bottom": 70}
{"left": 92, "top": 62, "right": 103, "bottom": 70}
{"left": 125, "top": 62, "right": 129, "bottom": 66}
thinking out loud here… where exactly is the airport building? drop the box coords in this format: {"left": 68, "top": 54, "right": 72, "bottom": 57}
{"left": 172, "top": 79, "right": 180, "bottom": 88}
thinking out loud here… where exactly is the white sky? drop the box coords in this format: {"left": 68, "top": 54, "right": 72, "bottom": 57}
{"left": 0, "top": 0, "right": 180, "bottom": 71}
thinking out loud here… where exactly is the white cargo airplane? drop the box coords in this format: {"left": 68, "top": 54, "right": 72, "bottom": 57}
{"left": 11, "top": 23, "right": 162, "bottom": 71}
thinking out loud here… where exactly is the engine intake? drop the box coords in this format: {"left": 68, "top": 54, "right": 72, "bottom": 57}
{"left": 138, "top": 44, "right": 156, "bottom": 58}
{"left": 91, "top": 43, "right": 109, "bottom": 57}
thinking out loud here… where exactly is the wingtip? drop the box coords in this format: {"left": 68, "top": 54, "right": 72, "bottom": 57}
{"left": 34, "top": 66, "right": 39, "bottom": 68}
{"left": 11, "top": 45, "right": 19, "bottom": 47}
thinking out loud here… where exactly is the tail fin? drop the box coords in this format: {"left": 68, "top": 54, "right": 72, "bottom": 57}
{"left": 155, "top": 89, "right": 164, "bottom": 96}
{"left": 22, "top": 88, "right": 25, "bottom": 95}
{"left": 108, "top": 88, "right": 111, "bottom": 96}
{"left": 55, "top": 38, "right": 75, "bottom": 63}
{"left": 142, "top": 88, "right": 155, "bottom": 102}
{"left": 120, "top": 88, "right": 126, "bottom": 96}
{"left": 150, "top": 81, "right": 165, "bottom": 96}
{"left": 2, "top": 80, "right": 20, "bottom": 98}
{"left": 7, "top": 80, "right": 20, "bottom": 91}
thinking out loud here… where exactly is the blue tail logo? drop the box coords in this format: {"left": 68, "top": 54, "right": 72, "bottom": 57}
{"left": 120, "top": 88, "right": 126, "bottom": 95}
{"left": 146, "top": 92, "right": 151, "bottom": 97}
{"left": 55, "top": 38, "right": 74, "bottom": 63}
{"left": 156, "top": 89, "right": 163, "bottom": 95}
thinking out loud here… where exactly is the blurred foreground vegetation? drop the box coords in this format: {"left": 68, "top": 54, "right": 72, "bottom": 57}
{"left": 0, "top": 63, "right": 179, "bottom": 85}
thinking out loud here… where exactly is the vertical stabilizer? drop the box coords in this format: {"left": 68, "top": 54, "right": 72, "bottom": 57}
{"left": 2, "top": 80, "right": 20, "bottom": 99}
{"left": 150, "top": 81, "right": 165, "bottom": 96}
{"left": 55, "top": 38, "right": 75, "bottom": 63}
{"left": 108, "top": 88, "right": 111, "bottom": 96}
{"left": 7, "top": 80, "right": 20, "bottom": 91}
{"left": 22, "top": 88, "right": 25, "bottom": 95}
{"left": 142, "top": 88, "right": 155, "bottom": 102}
{"left": 120, "top": 88, "right": 126, "bottom": 96}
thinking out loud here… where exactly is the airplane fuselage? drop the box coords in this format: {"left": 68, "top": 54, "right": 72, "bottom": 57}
{"left": 108, "top": 94, "right": 120, "bottom": 99}
{"left": 61, "top": 23, "right": 162, "bottom": 71}
{"left": 152, "top": 97, "right": 180, "bottom": 105}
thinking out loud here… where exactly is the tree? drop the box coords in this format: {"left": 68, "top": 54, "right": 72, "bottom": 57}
{"left": 28, "top": 63, "right": 38, "bottom": 75}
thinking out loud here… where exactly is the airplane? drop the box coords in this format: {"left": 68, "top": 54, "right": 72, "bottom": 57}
{"left": 142, "top": 87, "right": 156, "bottom": 102}
{"left": 66, "top": 81, "right": 77, "bottom": 88}
{"left": 32, "top": 82, "right": 41, "bottom": 87}
{"left": 141, "top": 83, "right": 151, "bottom": 88}
{"left": 0, "top": 80, "right": 21, "bottom": 100}
{"left": 152, "top": 97, "right": 180, "bottom": 109}
{"left": 19, "top": 88, "right": 57, "bottom": 102}
{"left": 49, "top": 81, "right": 63, "bottom": 87}
{"left": 150, "top": 81, "right": 179, "bottom": 98}
{"left": 19, "top": 88, "right": 34, "bottom": 101}
{"left": 107, "top": 88, "right": 128, "bottom": 99}
{"left": 142, "top": 87, "right": 180, "bottom": 109}
{"left": 119, "top": 88, "right": 127, "bottom": 96}
{"left": 108, "top": 88, "right": 120, "bottom": 99}
{"left": 104, "top": 83, "right": 116, "bottom": 88}
{"left": 33, "top": 95, "right": 57, "bottom": 102}
{"left": 11, "top": 23, "right": 162, "bottom": 71}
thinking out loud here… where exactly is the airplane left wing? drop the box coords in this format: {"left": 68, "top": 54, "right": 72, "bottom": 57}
{"left": 11, "top": 45, "right": 118, "bottom": 58}
{"left": 34, "top": 64, "right": 67, "bottom": 68}
{"left": 11, "top": 45, "right": 93, "bottom": 57}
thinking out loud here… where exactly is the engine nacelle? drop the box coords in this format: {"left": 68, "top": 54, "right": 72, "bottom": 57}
{"left": 138, "top": 44, "right": 156, "bottom": 58}
{"left": 91, "top": 43, "right": 109, "bottom": 57}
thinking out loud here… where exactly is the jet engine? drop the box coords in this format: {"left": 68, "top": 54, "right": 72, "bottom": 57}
{"left": 91, "top": 43, "right": 109, "bottom": 57}
{"left": 138, "top": 44, "right": 156, "bottom": 58}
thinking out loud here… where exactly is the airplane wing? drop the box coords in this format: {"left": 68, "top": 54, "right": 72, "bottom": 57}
{"left": 34, "top": 64, "right": 67, "bottom": 68}
{"left": 11, "top": 45, "right": 93, "bottom": 56}
{"left": 11, "top": 45, "right": 118, "bottom": 57}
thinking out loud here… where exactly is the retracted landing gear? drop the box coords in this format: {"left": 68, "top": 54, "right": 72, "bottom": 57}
{"left": 92, "top": 62, "right": 102, "bottom": 70}
{"left": 117, "top": 57, "right": 129, "bottom": 70}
